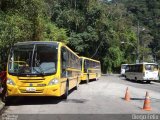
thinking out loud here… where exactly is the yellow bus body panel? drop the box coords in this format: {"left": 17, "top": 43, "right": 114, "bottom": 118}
{"left": 7, "top": 74, "right": 63, "bottom": 96}
{"left": 6, "top": 42, "right": 81, "bottom": 97}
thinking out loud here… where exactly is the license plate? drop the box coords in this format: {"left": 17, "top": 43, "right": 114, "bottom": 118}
{"left": 26, "top": 87, "right": 36, "bottom": 92}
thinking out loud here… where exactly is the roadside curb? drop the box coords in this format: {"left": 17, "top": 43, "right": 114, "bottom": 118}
{"left": 0, "top": 98, "right": 5, "bottom": 112}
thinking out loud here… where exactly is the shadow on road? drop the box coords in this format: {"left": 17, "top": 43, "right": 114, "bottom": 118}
{"left": 62, "top": 99, "right": 87, "bottom": 104}
{"left": 5, "top": 96, "right": 62, "bottom": 106}
{"left": 121, "top": 97, "right": 144, "bottom": 101}
{"left": 80, "top": 79, "right": 97, "bottom": 85}
{"left": 5, "top": 87, "right": 79, "bottom": 106}
{"left": 120, "top": 77, "right": 155, "bottom": 85}
{"left": 121, "top": 97, "right": 160, "bottom": 103}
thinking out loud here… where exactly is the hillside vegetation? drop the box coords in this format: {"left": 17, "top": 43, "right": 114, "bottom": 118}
{"left": 0, "top": 0, "right": 159, "bottom": 73}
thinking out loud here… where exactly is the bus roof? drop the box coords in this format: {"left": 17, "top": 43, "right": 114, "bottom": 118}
{"left": 127, "top": 63, "right": 158, "bottom": 65}
{"left": 15, "top": 41, "right": 60, "bottom": 45}
{"left": 14, "top": 41, "right": 80, "bottom": 58}
{"left": 138, "top": 62, "right": 158, "bottom": 65}
{"left": 80, "top": 56, "right": 100, "bottom": 63}
{"left": 121, "top": 64, "right": 128, "bottom": 65}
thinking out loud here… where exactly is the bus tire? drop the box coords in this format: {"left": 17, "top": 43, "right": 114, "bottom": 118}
{"left": 146, "top": 81, "right": 151, "bottom": 84}
{"left": 62, "top": 82, "right": 69, "bottom": 99}
{"left": 137, "top": 80, "right": 141, "bottom": 83}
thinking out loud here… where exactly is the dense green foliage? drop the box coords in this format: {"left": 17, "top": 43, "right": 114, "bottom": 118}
{"left": 0, "top": 0, "right": 68, "bottom": 70}
{"left": 113, "top": 0, "right": 160, "bottom": 64}
{"left": 0, "top": 0, "right": 159, "bottom": 73}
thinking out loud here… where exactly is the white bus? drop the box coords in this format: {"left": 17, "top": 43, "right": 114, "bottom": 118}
{"left": 125, "top": 63, "right": 159, "bottom": 83}
{"left": 120, "top": 64, "right": 128, "bottom": 77}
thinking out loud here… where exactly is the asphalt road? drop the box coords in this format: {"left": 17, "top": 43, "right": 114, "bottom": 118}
{"left": 1, "top": 75, "right": 160, "bottom": 120}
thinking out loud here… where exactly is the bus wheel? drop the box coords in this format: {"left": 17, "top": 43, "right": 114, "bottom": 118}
{"left": 137, "top": 80, "right": 141, "bottom": 83}
{"left": 62, "top": 82, "right": 69, "bottom": 99}
{"left": 146, "top": 81, "right": 151, "bottom": 84}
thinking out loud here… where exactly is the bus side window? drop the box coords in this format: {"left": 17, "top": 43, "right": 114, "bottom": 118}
{"left": 125, "top": 66, "right": 129, "bottom": 72}
{"left": 129, "top": 66, "right": 132, "bottom": 72}
{"left": 61, "top": 47, "right": 68, "bottom": 77}
{"left": 84, "top": 60, "right": 87, "bottom": 73}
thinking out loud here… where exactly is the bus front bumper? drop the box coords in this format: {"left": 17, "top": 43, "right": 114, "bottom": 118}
{"left": 7, "top": 84, "right": 61, "bottom": 97}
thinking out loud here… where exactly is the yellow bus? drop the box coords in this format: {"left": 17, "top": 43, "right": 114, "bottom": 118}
{"left": 5, "top": 41, "right": 81, "bottom": 102}
{"left": 80, "top": 57, "right": 101, "bottom": 83}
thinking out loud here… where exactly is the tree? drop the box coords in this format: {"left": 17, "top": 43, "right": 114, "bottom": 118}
{"left": 117, "top": 0, "right": 160, "bottom": 64}
{"left": 0, "top": 0, "right": 68, "bottom": 71}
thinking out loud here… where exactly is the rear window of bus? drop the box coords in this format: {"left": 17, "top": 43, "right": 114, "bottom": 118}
{"left": 145, "top": 64, "right": 158, "bottom": 71}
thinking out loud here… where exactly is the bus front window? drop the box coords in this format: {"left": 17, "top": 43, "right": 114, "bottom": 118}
{"left": 8, "top": 44, "right": 58, "bottom": 76}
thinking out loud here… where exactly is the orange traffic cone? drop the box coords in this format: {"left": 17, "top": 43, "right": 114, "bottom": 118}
{"left": 143, "top": 92, "right": 152, "bottom": 111}
{"left": 124, "top": 87, "right": 130, "bottom": 101}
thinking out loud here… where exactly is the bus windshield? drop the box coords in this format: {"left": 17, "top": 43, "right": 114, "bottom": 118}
{"left": 121, "top": 65, "right": 127, "bottom": 69}
{"left": 8, "top": 43, "right": 58, "bottom": 76}
{"left": 145, "top": 64, "right": 158, "bottom": 71}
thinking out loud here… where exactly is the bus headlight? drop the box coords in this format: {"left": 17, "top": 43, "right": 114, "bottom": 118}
{"left": 7, "top": 78, "right": 15, "bottom": 85}
{"left": 48, "top": 79, "right": 59, "bottom": 85}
